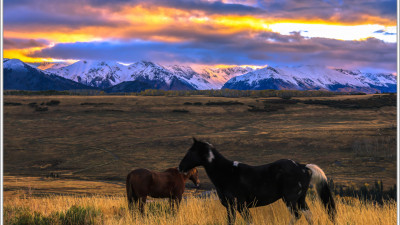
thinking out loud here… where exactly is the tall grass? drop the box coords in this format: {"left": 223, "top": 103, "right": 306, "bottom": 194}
{"left": 3, "top": 194, "right": 396, "bottom": 225}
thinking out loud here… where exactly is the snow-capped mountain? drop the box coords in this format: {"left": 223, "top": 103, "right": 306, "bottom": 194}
{"left": 47, "top": 60, "right": 251, "bottom": 91}
{"left": 222, "top": 65, "right": 396, "bottom": 93}
{"left": 46, "top": 60, "right": 133, "bottom": 88}
{"left": 195, "top": 67, "right": 254, "bottom": 89}
{"left": 107, "top": 61, "right": 200, "bottom": 92}
{"left": 4, "top": 58, "right": 396, "bottom": 93}
{"left": 3, "top": 58, "right": 93, "bottom": 91}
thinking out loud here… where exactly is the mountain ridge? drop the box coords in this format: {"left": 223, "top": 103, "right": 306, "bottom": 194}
{"left": 4, "top": 58, "right": 396, "bottom": 93}
{"left": 222, "top": 65, "right": 396, "bottom": 93}
{"left": 4, "top": 59, "right": 95, "bottom": 91}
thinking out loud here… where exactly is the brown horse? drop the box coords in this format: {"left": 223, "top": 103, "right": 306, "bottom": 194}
{"left": 126, "top": 167, "right": 200, "bottom": 213}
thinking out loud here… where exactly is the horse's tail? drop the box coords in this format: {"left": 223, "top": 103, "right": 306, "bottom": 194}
{"left": 126, "top": 174, "right": 134, "bottom": 209}
{"left": 306, "top": 164, "right": 336, "bottom": 221}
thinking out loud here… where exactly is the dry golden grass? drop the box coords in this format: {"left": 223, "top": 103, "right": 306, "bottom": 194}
{"left": 3, "top": 193, "right": 396, "bottom": 225}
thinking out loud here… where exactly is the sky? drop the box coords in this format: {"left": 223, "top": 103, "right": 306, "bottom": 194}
{"left": 3, "top": 0, "right": 398, "bottom": 73}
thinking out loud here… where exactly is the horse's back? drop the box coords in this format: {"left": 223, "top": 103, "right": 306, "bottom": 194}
{"left": 231, "top": 159, "right": 311, "bottom": 205}
{"left": 127, "top": 168, "right": 153, "bottom": 180}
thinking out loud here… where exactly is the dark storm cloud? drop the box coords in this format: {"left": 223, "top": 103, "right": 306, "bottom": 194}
{"left": 3, "top": 38, "right": 49, "bottom": 50}
{"left": 30, "top": 32, "right": 396, "bottom": 72}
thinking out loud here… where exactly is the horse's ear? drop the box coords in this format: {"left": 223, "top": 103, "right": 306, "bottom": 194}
{"left": 192, "top": 137, "right": 198, "bottom": 143}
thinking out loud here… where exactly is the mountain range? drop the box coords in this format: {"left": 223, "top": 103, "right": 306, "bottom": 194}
{"left": 3, "top": 58, "right": 397, "bottom": 93}
{"left": 223, "top": 65, "right": 397, "bottom": 93}
{"left": 3, "top": 59, "right": 94, "bottom": 91}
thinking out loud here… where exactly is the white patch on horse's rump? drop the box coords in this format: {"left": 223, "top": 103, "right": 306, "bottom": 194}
{"left": 233, "top": 161, "right": 239, "bottom": 167}
{"left": 207, "top": 149, "right": 215, "bottom": 163}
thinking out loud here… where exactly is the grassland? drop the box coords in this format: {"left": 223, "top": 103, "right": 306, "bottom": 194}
{"left": 3, "top": 193, "right": 397, "bottom": 225}
{"left": 4, "top": 94, "right": 396, "bottom": 188}
{"left": 3, "top": 94, "right": 397, "bottom": 224}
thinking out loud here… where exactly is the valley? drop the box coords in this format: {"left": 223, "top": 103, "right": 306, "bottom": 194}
{"left": 3, "top": 94, "right": 396, "bottom": 198}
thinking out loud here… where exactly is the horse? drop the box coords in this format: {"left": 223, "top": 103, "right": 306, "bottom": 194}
{"left": 126, "top": 167, "right": 200, "bottom": 214}
{"left": 178, "top": 138, "right": 336, "bottom": 225}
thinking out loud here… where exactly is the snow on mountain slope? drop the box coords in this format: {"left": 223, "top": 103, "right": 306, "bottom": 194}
{"left": 223, "top": 65, "right": 396, "bottom": 93}
{"left": 4, "top": 58, "right": 93, "bottom": 91}
{"left": 4, "top": 58, "right": 27, "bottom": 72}
{"left": 165, "top": 64, "right": 214, "bottom": 90}
{"left": 46, "top": 60, "right": 132, "bottom": 88}
{"left": 195, "top": 67, "right": 254, "bottom": 89}
{"left": 7, "top": 58, "right": 395, "bottom": 93}
{"left": 47, "top": 60, "right": 251, "bottom": 90}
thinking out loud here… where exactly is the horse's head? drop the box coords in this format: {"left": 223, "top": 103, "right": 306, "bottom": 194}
{"left": 187, "top": 168, "right": 200, "bottom": 188}
{"left": 178, "top": 138, "right": 214, "bottom": 173}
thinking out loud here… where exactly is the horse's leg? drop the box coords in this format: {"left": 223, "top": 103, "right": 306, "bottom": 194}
{"left": 238, "top": 204, "right": 253, "bottom": 225}
{"left": 130, "top": 194, "right": 139, "bottom": 211}
{"left": 139, "top": 196, "right": 147, "bottom": 215}
{"left": 169, "top": 196, "right": 181, "bottom": 215}
{"left": 126, "top": 179, "right": 134, "bottom": 210}
{"left": 284, "top": 199, "right": 301, "bottom": 225}
{"left": 126, "top": 186, "right": 139, "bottom": 211}
{"left": 175, "top": 195, "right": 182, "bottom": 211}
{"left": 297, "top": 194, "right": 313, "bottom": 225}
{"left": 226, "top": 204, "right": 236, "bottom": 225}
{"left": 169, "top": 197, "right": 174, "bottom": 209}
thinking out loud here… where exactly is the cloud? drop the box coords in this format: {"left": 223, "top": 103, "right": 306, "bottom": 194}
{"left": 3, "top": 5, "right": 127, "bottom": 29}
{"left": 3, "top": 38, "right": 49, "bottom": 50}
{"left": 4, "top": 0, "right": 396, "bottom": 26}
{"left": 4, "top": 0, "right": 397, "bottom": 73}
{"left": 29, "top": 32, "right": 396, "bottom": 73}
{"left": 374, "top": 29, "right": 396, "bottom": 35}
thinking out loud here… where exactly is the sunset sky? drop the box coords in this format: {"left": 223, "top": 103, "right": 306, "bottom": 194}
{"left": 3, "top": 0, "right": 398, "bottom": 73}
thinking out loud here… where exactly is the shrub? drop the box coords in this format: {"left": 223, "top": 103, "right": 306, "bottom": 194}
{"left": 172, "top": 109, "right": 189, "bottom": 113}
{"left": 4, "top": 207, "right": 56, "bottom": 225}
{"left": 205, "top": 101, "right": 244, "bottom": 106}
{"left": 4, "top": 102, "right": 22, "bottom": 106}
{"left": 57, "top": 205, "right": 101, "bottom": 225}
{"left": 329, "top": 179, "right": 397, "bottom": 204}
{"left": 80, "top": 102, "right": 114, "bottom": 106}
{"left": 46, "top": 100, "right": 60, "bottom": 106}
{"left": 35, "top": 106, "right": 48, "bottom": 112}
{"left": 28, "top": 102, "right": 38, "bottom": 108}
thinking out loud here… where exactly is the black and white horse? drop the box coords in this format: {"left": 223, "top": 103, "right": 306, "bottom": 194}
{"left": 178, "top": 138, "right": 336, "bottom": 225}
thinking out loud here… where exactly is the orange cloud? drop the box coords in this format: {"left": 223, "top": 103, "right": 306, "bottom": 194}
{"left": 4, "top": 48, "right": 53, "bottom": 63}
{"left": 4, "top": 3, "right": 396, "bottom": 64}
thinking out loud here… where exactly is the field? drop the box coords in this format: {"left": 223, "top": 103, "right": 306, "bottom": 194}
{"left": 3, "top": 94, "right": 397, "bottom": 224}
{"left": 3, "top": 193, "right": 397, "bottom": 225}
